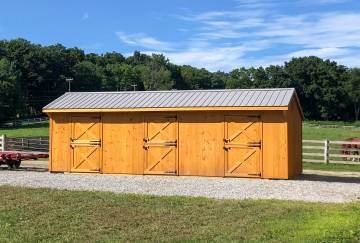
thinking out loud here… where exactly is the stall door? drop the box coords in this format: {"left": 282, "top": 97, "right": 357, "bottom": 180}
{"left": 144, "top": 116, "right": 178, "bottom": 175}
{"left": 224, "top": 115, "right": 262, "bottom": 177}
{"left": 70, "top": 115, "right": 101, "bottom": 172}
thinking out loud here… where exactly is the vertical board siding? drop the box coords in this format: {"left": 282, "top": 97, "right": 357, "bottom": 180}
{"left": 178, "top": 112, "right": 224, "bottom": 177}
{"left": 47, "top": 106, "right": 302, "bottom": 179}
{"left": 50, "top": 113, "right": 71, "bottom": 172}
{"left": 261, "top": 111, "right": 288, "bottom": 179}
{"left": 287, "top": 99, "right": 303, "bottom": 178}
{"left": 102, "top": 113, "right": 144, "bottom": 174}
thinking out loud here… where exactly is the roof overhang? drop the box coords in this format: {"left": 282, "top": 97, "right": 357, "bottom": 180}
{"left": 43, "top": 106, "right": 289, "bottom": 113}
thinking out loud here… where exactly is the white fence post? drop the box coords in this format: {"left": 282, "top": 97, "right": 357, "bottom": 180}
{"left": 0, "top": 135, "right": 5, "bottom": 151}
{"left": 324, "top": 139, "right": 329, "bottom": 164}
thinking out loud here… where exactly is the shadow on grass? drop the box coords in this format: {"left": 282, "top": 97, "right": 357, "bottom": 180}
{"left": 299, "top": 173, "right": 360, "bottom": 184}
{"left": 1, "top": 166, "right": 48, "bottom": 172}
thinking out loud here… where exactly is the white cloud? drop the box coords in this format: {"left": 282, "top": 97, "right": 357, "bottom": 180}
{"left": 115, "top": 32, "right": 173, "bottom": 51}
{"left": 163, "top": 46, "right": 247, "bottom": 71}
{"left": 116, "top": 0, "right": 360, "bottom": 71}
{"left": 286, "top": 47, "right": 349, "bottom": 58}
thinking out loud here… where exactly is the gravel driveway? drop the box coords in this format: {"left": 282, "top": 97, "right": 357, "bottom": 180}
{"left": 1, "top": 169, "right": 359, "bottom": 203}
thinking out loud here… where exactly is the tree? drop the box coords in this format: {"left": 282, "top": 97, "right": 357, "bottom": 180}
{"left": 137, "top": 65, "right": 174, "bottom": 90}
{"left": 347, "top": 68, "right": 360, "bottom": 120}
{"left": 72, "top": 61, "right": 104, "bottom": 91}
{"left": 225, "top": 68, "right": 252, "bottom": 89}
{"left": 104, "top": 63, "right": 140, "bottom": 91}
{"left": 265, "top": 65, "right": 291, "bottom": 88}
{"left": 101, "top": 52, "right": 125, "bottom": 66}
{"left": 0, "top": 38, "right": 358, "bottom": 121}
{"left": 210, "top": 71, "right": 226, "bottom": 89}
{"left": 0, "top": 58, "right": 20, "bottom": 121}
{"left": 284, "top": 57, "right": 348, "bottom": 120}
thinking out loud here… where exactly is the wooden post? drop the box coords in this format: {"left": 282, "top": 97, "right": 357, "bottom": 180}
{"left": 324, "top": 139, "right": 329, "bottom": 164}
{"left": 0, "top": 135, "right": 4, "bottom": 151}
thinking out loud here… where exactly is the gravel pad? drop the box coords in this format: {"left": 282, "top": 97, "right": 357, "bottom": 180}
{"left": 0, "top": 171, "right": 359, "bottom": 203}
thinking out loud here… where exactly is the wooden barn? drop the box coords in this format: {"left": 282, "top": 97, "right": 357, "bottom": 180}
{"left": 43, "top": 88, "right": 303, "bottom": 179}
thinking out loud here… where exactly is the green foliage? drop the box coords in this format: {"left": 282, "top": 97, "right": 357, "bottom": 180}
{"left": 284, "top": 57, "right": 348, "bottom": 120}
{"left": 0, "top": 58, "right": 19, "bottom": 121}
{"left": 0, "top": 186, "right": 359, "bottom": 242}
{"left": 0, "top": 39, "right": 360, "bottom": 121}
{"left": 346, "top": 68, "right": 360, "bottom": 120}
{"left": 103, "top": 63, "right": 140, "bottom": 91}
{"left": 226, "top": 67, "right": 252, "bottom": 88}
{"left": 72, "top": 61, "right": 104, "bottom": 91}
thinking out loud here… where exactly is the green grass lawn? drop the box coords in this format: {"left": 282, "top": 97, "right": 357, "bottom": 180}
{"left": 0, "top": 122, "right": 48, "bottom": 137}
{"left": 303, "top": 125, "right": 360, "bottom": 140}
{"left": 303, "top": 162, "right": 360, "bottom": 172}
{"left": 0, "top": 186, "right": 359, "bottom": 242}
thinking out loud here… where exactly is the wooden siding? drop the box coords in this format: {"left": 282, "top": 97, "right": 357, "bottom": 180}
{"left": 261, "top": 111, "right": 288, "bottom": 179}
{"left": 48, "top": 108, "right": 301, "bottom": 179}
{"left": 50, "top": 113, "right": 71, "bottom": 172}
{"left": 178, "top": 112, "right": 224, "bottom": 177}
{"left": 102, "top": 113, "right": 143, "bottom": 174}
{"left": 287, "top": 98, "right": 303, "bottom": 178}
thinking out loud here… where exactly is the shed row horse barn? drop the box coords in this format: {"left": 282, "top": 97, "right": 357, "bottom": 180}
{"left": 43, "top": 88, "right": 303, "bottom": 179}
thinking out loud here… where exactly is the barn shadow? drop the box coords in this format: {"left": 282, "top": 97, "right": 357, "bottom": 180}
{"left": 298, "top": 173, "right": 360, "bottom": 184}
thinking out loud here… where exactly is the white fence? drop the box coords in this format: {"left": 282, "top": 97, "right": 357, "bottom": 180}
{"left": 0, "top": 117, "right": 49, "bottom": 128}
{"left": 0, "top": 135, "right": 4, "bottom": 151}
{"left": 0, "top": 135, "right": 49, "bottom": 152}
{"left": 303, "top": 139, "right": 360, "bottom": 165}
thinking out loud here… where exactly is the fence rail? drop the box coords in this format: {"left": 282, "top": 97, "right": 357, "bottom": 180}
{"left": 303, "top": 123, "right": 360, "bottom": 131}
{"left": 303, "top": 139, "right": 360, "bottom": 165}
{"left": 0, "top": 135, "right": 49, "bottom": 152}
{"left": 0, "top": 117, "right": 49, "bottom": 128}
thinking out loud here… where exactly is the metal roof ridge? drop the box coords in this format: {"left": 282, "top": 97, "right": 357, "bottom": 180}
{"left": 63, "top": 88, "right": 295, "bottom": 94}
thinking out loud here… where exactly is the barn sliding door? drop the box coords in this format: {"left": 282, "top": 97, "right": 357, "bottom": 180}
{"left": 144, "top": 115, "right": 178, "bottom": 175}
{"left": 70, "top": 115, "right": 101, "bottom": 173}
{"left": 224, "top": 115, "right": 262, "bottom": 177}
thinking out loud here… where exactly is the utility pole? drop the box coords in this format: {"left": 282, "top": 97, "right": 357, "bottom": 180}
{"left": 66, "top": 78, "right": 73, "bottom": 92}
{"left": 131, "top": 84, "right": 137, "bottom": 91}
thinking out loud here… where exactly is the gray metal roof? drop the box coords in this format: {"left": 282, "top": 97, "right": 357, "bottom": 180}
{"left": 43, "top": 88, "right": 296, "bottom": 110}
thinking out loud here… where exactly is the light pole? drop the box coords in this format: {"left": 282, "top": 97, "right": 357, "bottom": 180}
{"left": 131, "top": 84, "right": 137, "bottom": 91}
{"left": 66, "top": 78, "right": 73, "bottom": 92}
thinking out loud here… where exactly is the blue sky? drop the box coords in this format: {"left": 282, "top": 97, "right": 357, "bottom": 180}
{"left": 1, "top": 0, "right": 360, "bottom": 71}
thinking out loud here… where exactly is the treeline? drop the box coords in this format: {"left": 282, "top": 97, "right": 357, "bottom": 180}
{"left": 0, "top": 38, "right": 359, "bottom": 121}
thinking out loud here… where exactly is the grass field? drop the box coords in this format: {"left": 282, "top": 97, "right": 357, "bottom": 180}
{"left": 0, "top": 122, "right": 48, "bottom": 137}
{"left": 303, "top": 125, "right": 360, "bottom": 140}
{"left": 0, "top": 186, "right": 359, "bottom": 242}
{"left": 303, "top": 162, "right": 360, "bottom": 172}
